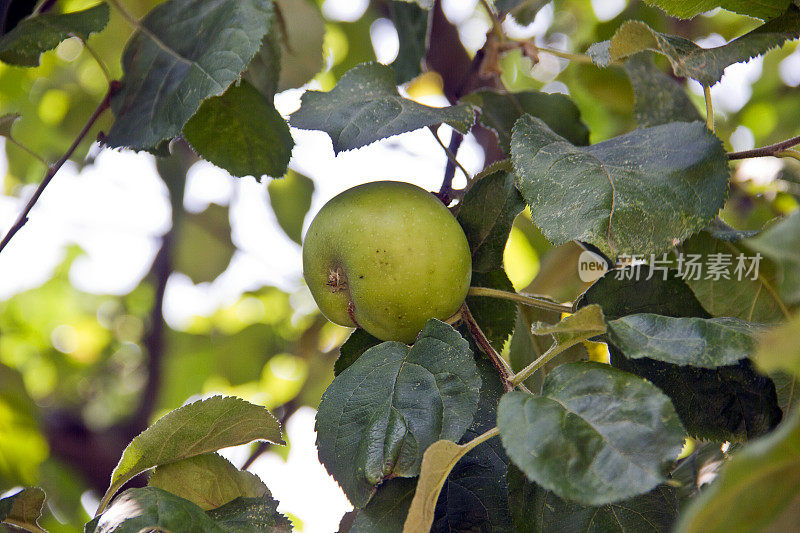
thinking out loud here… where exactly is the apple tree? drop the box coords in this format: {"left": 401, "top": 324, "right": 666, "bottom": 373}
{"left": 1, "top": 0, "right": 800, "bottom": 531}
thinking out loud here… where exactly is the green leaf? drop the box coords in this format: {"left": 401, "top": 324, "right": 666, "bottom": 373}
{"left": 589, "top": 7, "right": 800, "bottom": 86}
{"left": 466, "top": 270, "right": 518, "bottom": 352}
{"left": 389, "top": 1, "right": 428, "bottom": 84}
{"left": 462, "top": 89, "right": 590, "bottom": 152}
{"left": 0, "top": 3, "right": 109, "bottom": 67}
{"left": 267, "top": 169, "right": 314, "bottom": 245}
{"left": 607, "top": 314, "right": 760, "bottom": 368}
{"left": 642, "top": 0, "right": 790, "bottom": 21}
{"left": 677, "top": 224, "right": 787, "bottom": 323}
{"left": 334, "top": 328, "right": 382, "bottom": 376}
{"left": 315, "top": 319, "right": 481, "bottom": 508}
{"left": 404, "top": 439, "right": 474, "bottom": 533}
{"left": 0, "top": 112, "right": 20, "bottom": 137}
{"left": 173, "top": 203, "right": 235, "bottom": 284}
{"left": 350, "top": 478, "right": 416, "bottom": 532}
{"left": 107, "top": 0, "right": 273, "bottom": 150}
{"left": 456, "top": 168, "right": 525, "bottom": 273}
{"left": 756, "top": 312, "right": 800, "bottom": 379}
{"left": 495, "top": 0, "right": 550, "bottom": 25}
{"left": 148, "top": 453, "right": 267, "bottom": 510}
{"left": 98, "top": 396, "right": 283, "bottom": 513}
{"left": 676, "top": 408, "right": 800, "bottom": 533}
{"left": 272, "top": 0, "right": 325, "bottom": 91}
{"left": 511, "top": 116, "right": 729, "bottom": 257}
{"left": 507, "top": 465, "right": 680, "bottom": 533}
{"left": 0, "top": 487, "right": 45, "bottom": 532}
{"left": 578, "top": 270, "right": 782, "bottom": 441}
{"left": 289, "top": 62, "right": 475, "bottom": 154}
{"left": 533, "top": 304, "right": 607, "bottom": 345}
{"left": 88, "top": 487, "right": 226, "bottom": 533}
{"left": 498, "top": 362, "right": 686, "bottom": 505}
{"left": 746, "top": 211, "right": 800, "bottom": 305}
{"left": 433, "top": 359, "right": 512, "bottom": 532}
{"left": 206, "top": 495, "right": 293, "bottom": 532}
{"left": 0, "top": 364, "right": 48, "bottom": 486}
{"left": 183, "top": 80, "right": 293, "bottom": 179}
{"left": 623, "top": 53, "right": 702, "bottom": 127}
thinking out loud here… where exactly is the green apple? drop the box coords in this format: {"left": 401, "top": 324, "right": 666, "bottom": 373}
{"left": 303, "top": 181, "right": 472, "bottom": 342}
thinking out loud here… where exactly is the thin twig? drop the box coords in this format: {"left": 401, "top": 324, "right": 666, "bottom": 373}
{"left": 537, "top": 47, "right": 596, "bottom": 64}
{"left": 75, "top": 34, "right": 112, "bottom": 84}
{"left": 5, "top": 138, "right": 48, "bottom": 167}
{"left": 431, "top": 128, "right": 467, "bottom": 204}
{"left": 703, "top": 85, "right": 714, "bottom": 132}
{"left": 467, "top": 286, "right": 573, "bottom": 314}
{"left": 0, "top": 81, "right": 121, "bottom": 256}
{"left": 728, "top": 134, "right": 800, "bottom": 160}
{"left": 478, "top": 0, "right": 503, "bottom": 39}
{"left": 461, "top": 303, "right": 514, "bottom": 391}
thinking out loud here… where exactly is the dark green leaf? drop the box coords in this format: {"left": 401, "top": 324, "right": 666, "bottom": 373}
{"left": 267, "top": 170, "right": 314, "bottom": 245}
{"left": 746, "top": 211, "right": 800, "bottom": 305}
{"left": 389, "top": 1, "right": 428, "bottom": 84}
{"left": 462, "top": 89, "right": 589, "bottom": 152}
{"left": 624, "top": 53, "right": 701, "bottom": 127}
{"left": 173, "top": 203, "right": 235, "bottom": 284}
{"left": 88, "top": 487, "right": 225, "bottom": 533}
{"left": 207, "top": 495, "right": 293, "bottom": 532}
{"left": 496, "top": 0, "right": 550, "bottom": 25}
{"left": 0, "top": 487, "right": 45, "bottom": 531}
{"left": 350, "top": 478, "right": 416, "bottom": 532}
{"left": 589, "top": 7, "right": 800, "bottom": 86}
{"left": 315, "top": 319, "right": 481, "bottom": 508}
{"left": 457, "top": 168, "right": 525, "bottom": 272}
{"left": 507, "top": 465, "right": 680, "bottom": 533}
{"left": 642, "top": 0, "right": 790, "bottom": 21}
{"left": 677, "top": 226, "right": 787, "bottom": 323}
{"left": 289, "top": 62, "right": 475, "bottom": 154}
{"left": 607, "top": 314, "right": 759, "bottom": 368}
{"left": 183, "top": 80, "right": 293, "bottom": 179}
{"left": 511, "top": 115, "right": 729, "bottom": 257}
{"left": 433, "top": 359, "right": 512, "bottom": 532}
{"left": 498, "top": 362, "right": 685, "bottom": 505}
{"left": 0, "top": 3, "right": 109, "bottom": 67}
{"left": 148, "top": 453, "right": 268, "bottom": 510}
{"left": 99, "top": 396, "right": 283, "bottom": 513}
{"left": 579, "top": 270, "right": 782, "bottom": 441}
{"left": 676, "top": 408, "right": 800, "bottom": 533}
{"left": 107, "top": 0, "right": 273, "bottom": 150}
{"left": 334, "top": 328, "right": 382, "bottom": 376}
{"left": 466, "top": 270, "right": 517, "bottom": 352}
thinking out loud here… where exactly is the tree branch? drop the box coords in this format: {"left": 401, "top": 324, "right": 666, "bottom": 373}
{"left": 460, "top": 303, "right": 513, "bottom": 391}
{"left": 0, "top": 81, "right": 120, "bottom": 255}
{"left": 728, "top": 134, "right": 800, "bottom": 160}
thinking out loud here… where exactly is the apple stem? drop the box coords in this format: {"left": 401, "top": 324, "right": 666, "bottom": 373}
{"left": 461, "top": 303, "right": 514, "bottom": 392}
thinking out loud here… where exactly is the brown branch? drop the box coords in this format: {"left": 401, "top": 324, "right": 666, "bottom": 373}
{"left": 728, "top": 134, "right": 800, "bottom": 160}
{"left": 0, "top": 81, "right": 121, "bottom": 255}
{"left": 461, "top": 303, "right": 513, "bottom": 391}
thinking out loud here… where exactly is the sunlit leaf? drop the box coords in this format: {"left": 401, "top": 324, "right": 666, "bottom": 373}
{"left": 148, "top": 453, "right": 267, "bottom": 510}
{"left": 183, "top": 80, "right": 293, "bottom": 179}
{"left": 589, "top": 7, "right": 800, "bottom": 86}
{"left": 98, "top": 396, "right": 283, "bottom": 513}
{"left": 642, "top": 0, "right": 790, "bottom": 21}
{"left": 289, "top": 62, "right": 475, "bottom": 154}
{"left": 106, "top": 0, "right": 273, "bottom": 150}
{"left": 173, "top": 203, "right": 235, "bottom": 284}
{"left": 498, "top": 363, "right": 685, "bottom": 505}
{"left": 316, "top": 320, "right": 481, "bottom": 508}
{"left": 511, "top": 115, "right": 729, "bottom": 257}
{"left": 756, "top": 312, "right": 800, "bottom": 379}
{"left": 0, "top": 3, "right": 109, "bottom": 67}
{"left": 267, "top": 169, "right": 314, "bottom": 245}
{"left": 746, "top": 211, "right": 800, "bottom": 306}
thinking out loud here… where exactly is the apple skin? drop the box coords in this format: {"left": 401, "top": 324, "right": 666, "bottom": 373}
{"left": 303, "top": 181, "right": 472, "bottom": 342}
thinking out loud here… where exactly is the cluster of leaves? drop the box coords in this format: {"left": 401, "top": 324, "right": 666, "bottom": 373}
{"left": 1, "top": 0, "right": 800, "bottom": 532}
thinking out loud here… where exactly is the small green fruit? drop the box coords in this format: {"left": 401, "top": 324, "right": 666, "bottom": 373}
{"left": 302, "top": 181, "right": 472, "bottom": 342}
